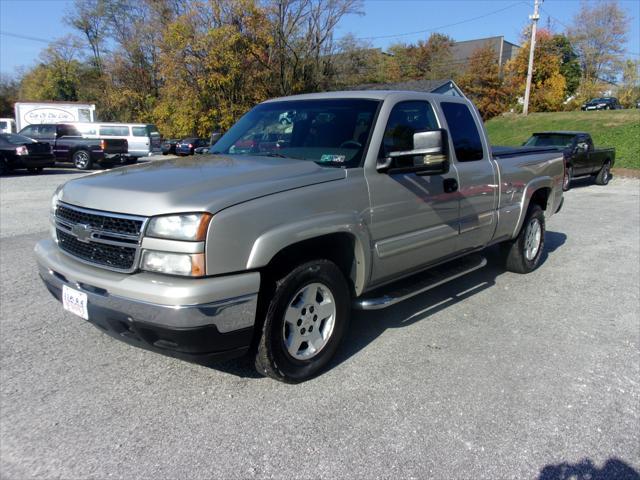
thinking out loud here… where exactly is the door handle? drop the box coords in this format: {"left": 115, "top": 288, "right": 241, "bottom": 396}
{"left": 443, "top": 178, "right": 458, "bottom": 193}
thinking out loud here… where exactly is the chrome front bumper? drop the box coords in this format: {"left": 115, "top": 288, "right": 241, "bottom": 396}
{"left": 35, "top": 239, "right": 260, "bottom": 362}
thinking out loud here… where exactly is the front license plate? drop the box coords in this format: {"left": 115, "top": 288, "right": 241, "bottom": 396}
{"left": 62, "top": 285, "right": 89, "bottom": 320}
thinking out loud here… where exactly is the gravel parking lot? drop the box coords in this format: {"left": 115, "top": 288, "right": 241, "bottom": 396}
{"left": 1, "top": 166, "right": 638, "bottom": 479}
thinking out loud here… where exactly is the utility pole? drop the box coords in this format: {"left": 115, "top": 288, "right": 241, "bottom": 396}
{"left": 523, "top": 0, "right": 541, "bottom": 116}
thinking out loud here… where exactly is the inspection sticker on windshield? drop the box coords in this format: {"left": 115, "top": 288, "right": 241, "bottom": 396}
{"left": 62, "top": 285, "right": 89, "bottom": 320}
{"left": 319, "top": 154, "right": 346, "bottom": 164}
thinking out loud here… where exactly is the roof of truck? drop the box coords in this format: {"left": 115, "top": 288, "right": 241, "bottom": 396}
{"left": 532, "top": 131, "right": 587, "bottom": 135}
{"left": 264, "top": 90, "right": 468, "bottom": 103}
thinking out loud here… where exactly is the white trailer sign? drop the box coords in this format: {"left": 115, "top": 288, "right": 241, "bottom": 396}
{"left": 14, "top": 102, "right": 96, "bottom": 131}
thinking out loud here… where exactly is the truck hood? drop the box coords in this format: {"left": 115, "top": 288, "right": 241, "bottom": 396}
{"left": 59, "top": 155, "right": 346, "bottom": 217}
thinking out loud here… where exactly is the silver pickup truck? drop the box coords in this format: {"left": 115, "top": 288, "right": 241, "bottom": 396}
{"left": 36, "top": 91, "right": 564, "bottom": 382}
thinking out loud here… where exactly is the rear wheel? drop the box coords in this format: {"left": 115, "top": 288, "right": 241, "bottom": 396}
{"left": 72, "top": 150, "right": 92, "bottom": 170}
{"left": 255, "top": 259, "right": 351, "bottom": 383}
{"left": 563, "top": 165, "right": 573, "bottom": 191}
{"left": 594, "top": 161, "right": 611, "bottom": 185}
{"left": 503, "top": 204, "right": 545, "bottom": 274}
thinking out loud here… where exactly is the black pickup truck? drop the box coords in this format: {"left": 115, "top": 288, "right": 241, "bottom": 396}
{"left": 523, "top": 131, "right": 615, "bottom": 190}
{"left": 18, "top": 123, "right": 128, "bottom": 170}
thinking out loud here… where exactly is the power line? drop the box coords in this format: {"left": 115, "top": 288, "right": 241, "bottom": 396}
{"left": 0, "top": 30, "right": 92, "bottom": 51}
{"left": 355, "top": 2, "right": 525, "bottom": 40}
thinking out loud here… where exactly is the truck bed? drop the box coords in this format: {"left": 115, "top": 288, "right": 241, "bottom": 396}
{"left": 492, "top": 146, "right": 560, "bottom": 159}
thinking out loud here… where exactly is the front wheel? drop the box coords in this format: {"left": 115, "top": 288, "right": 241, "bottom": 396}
{"left": 72, "top": 150, "right": 92, "bottom": 170}
{"left": 594, "top": 161, "right": 611, "bottom": 185}
{"left": 503, "top": 204, "right": 545, "bottom": 274}
{"left": 0, "top": 157, "right": 9, "bottom": 176}
{"left": 255, "top": 259, "right": 351, "bottom": 383}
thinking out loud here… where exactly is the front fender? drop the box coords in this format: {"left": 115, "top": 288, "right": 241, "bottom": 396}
{"left": 246, "top": 213, "right": 372, "bottom": 296}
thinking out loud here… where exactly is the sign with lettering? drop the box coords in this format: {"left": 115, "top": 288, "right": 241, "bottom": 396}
{"left": 24, "top": 108, "right": 76, "bottom": 125}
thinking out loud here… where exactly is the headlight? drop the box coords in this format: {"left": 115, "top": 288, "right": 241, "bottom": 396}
{"left": 50, "top": 187, "right": 63, "bottom": 241}
{"left": 140, "top": 251, "right": 205, "bottom": 276}
{"left": 16, "top": 146, "right": 28, "bottom": 156}
{"left": 50, "top": 186, "right": 63, "bottom": 214}
{"left": 146, "top": 213, "right": 212, "bottom": 241}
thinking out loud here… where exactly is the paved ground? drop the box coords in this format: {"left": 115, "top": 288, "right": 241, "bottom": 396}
{"left": 1, "top": 166, "right": 639, "bottom": 479}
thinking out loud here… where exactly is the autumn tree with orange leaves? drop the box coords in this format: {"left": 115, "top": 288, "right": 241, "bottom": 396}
{"left": 457, "top": 43, "right": 510, "bottom": 120}
{"left": 504, "top": 29, "right": 567, "bottom": 112}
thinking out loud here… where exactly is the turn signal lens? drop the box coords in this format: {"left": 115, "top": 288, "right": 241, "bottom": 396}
{"left": 140, "top": 251, "right": 205, "bottom": 277}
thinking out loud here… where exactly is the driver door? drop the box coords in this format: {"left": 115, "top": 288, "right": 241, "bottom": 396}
{"left": 365, "top": 100, "right": 460, "bottom": 285}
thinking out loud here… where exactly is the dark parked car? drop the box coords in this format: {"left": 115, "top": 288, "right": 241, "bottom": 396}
{"left": 194, "top": 143, "right": 211, "bottom": 154}
{"left": 0, "top": 133, "right": 55, "bottom": 175}
{"left": 581, "top": 97, "right": 622, "bottom": 111}
{"left": 161, "top": 138, "right": 179, "bottom": 155}
{"left": 175, "top": 138, "right": 209, "bottom": 156}
{"left": 18, "top": 123, "right": 128, "bottom": 170}
{"left": 523, "top": 131, "right": 615, "bottom": 190}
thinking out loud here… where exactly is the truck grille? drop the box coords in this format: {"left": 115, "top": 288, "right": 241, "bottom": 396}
{"left": 54, "top": 203, "right": 147, "bottom": 272}
{"left": 57, "top": 230, "right": 137, "bottom": 270}
{"left": 56, "top": 204, "right": 143, "bottom": 236}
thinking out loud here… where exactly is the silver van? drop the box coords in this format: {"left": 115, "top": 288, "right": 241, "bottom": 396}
{"left": 73, "top": 123, "right": 162, "bottom": 159}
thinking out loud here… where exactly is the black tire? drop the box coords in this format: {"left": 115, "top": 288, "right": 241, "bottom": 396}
{"left": 503, "top": 204, "right": 545, "bottom": 274}
{"left": 72, "top": 150, "right": 92, "bottom": 170}
{"left": 255, "top": 259, "right": 351, "bottom": 383}
{"left": 0, "top": 157, "right": 8, "bottom": 176}
{"left": 563, "top": 165, "right": 573, "bottom": 191}
{"left": 594, "top": 161, "right": 611, "bottom": 185}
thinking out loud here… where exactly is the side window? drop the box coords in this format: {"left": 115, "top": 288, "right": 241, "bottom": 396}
{"left": 132, "top": 127, "right": 147, "bottom": 137}
{"left": 441, "top": 102, "right": 484, "bottom": 162}
{"left": 380, "top": 101, "right": 438, "bottom": 157}
{"left": 58, "top": 125, "right": 80, "bottom": 137}
{"left": 21, "top": 126, "right": 35, "bottom": 138}
{"left": 585, "top": 136, "right": 594, "bottom": 151}
{"left": 99, "top": 126, "right": 129, "bottom": 136}
{"left": 41, "top": 125, "right": 56, "bottom": 138}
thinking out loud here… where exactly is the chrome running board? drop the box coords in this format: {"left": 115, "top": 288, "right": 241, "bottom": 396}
{"left": 353, "top": 254, "right": 487, "bottom": 310}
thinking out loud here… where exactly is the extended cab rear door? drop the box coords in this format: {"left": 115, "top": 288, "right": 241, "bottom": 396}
{"left": 437, "top": 99, "right": 498, "bottom": 252}
{"left": 364, "top": 98, "right": 461, "bottom": 285}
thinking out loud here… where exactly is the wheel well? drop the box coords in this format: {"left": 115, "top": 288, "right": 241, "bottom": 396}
{"left": 263, "top": 233, "right": 358, "bottom": 296}
{"left": 530, "top": 187, "right": 551, "bottom": 211}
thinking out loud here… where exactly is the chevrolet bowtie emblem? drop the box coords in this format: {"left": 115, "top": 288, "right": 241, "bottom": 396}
{"left": 71, "top": 223, "right": 93, "bottom": 243}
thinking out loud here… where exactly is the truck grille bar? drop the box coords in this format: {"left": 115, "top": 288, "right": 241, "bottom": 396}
{"left": 54, "top": 203, "right": 147, "bottom": 272}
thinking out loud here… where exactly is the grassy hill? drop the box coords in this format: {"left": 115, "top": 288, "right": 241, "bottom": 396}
{"left": 485, "top": 110, "right": 640, "bottom": 169}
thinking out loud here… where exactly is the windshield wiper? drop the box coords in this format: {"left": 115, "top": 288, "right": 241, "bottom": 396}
{"left": 258, "top": 152, "right": 304, "bottom": 160}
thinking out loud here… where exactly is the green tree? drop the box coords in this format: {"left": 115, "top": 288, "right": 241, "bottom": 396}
{"left": 153, "top": 0, "right": 271, "bottom": 136}
{"left": 618, "top": 59, "right": 640, "bottom": 108}
{"left": 0, "top": 75, "right": 19, "bottom": 117}
{"left": 19, "top": 36, "right": 87, "bottom": 101}
{"left": 505, "top": 29, "right": 567, "bottom": 112}
{"left": 551, "top": 34, "right": 581, "bottom": 97}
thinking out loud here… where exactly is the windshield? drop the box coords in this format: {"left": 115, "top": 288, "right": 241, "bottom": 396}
{"left": 0, "top": 133, "right": 37, "bottom": 145}
{"left": 524, "top": 134, "right": 574, "bottom": 148}
{"left": 212, "top": 99, "right": 381, "bottom": 168}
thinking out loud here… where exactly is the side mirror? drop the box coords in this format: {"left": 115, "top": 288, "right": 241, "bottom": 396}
{"left": 377, "top": 129, "right": 449, "bottom": 174}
